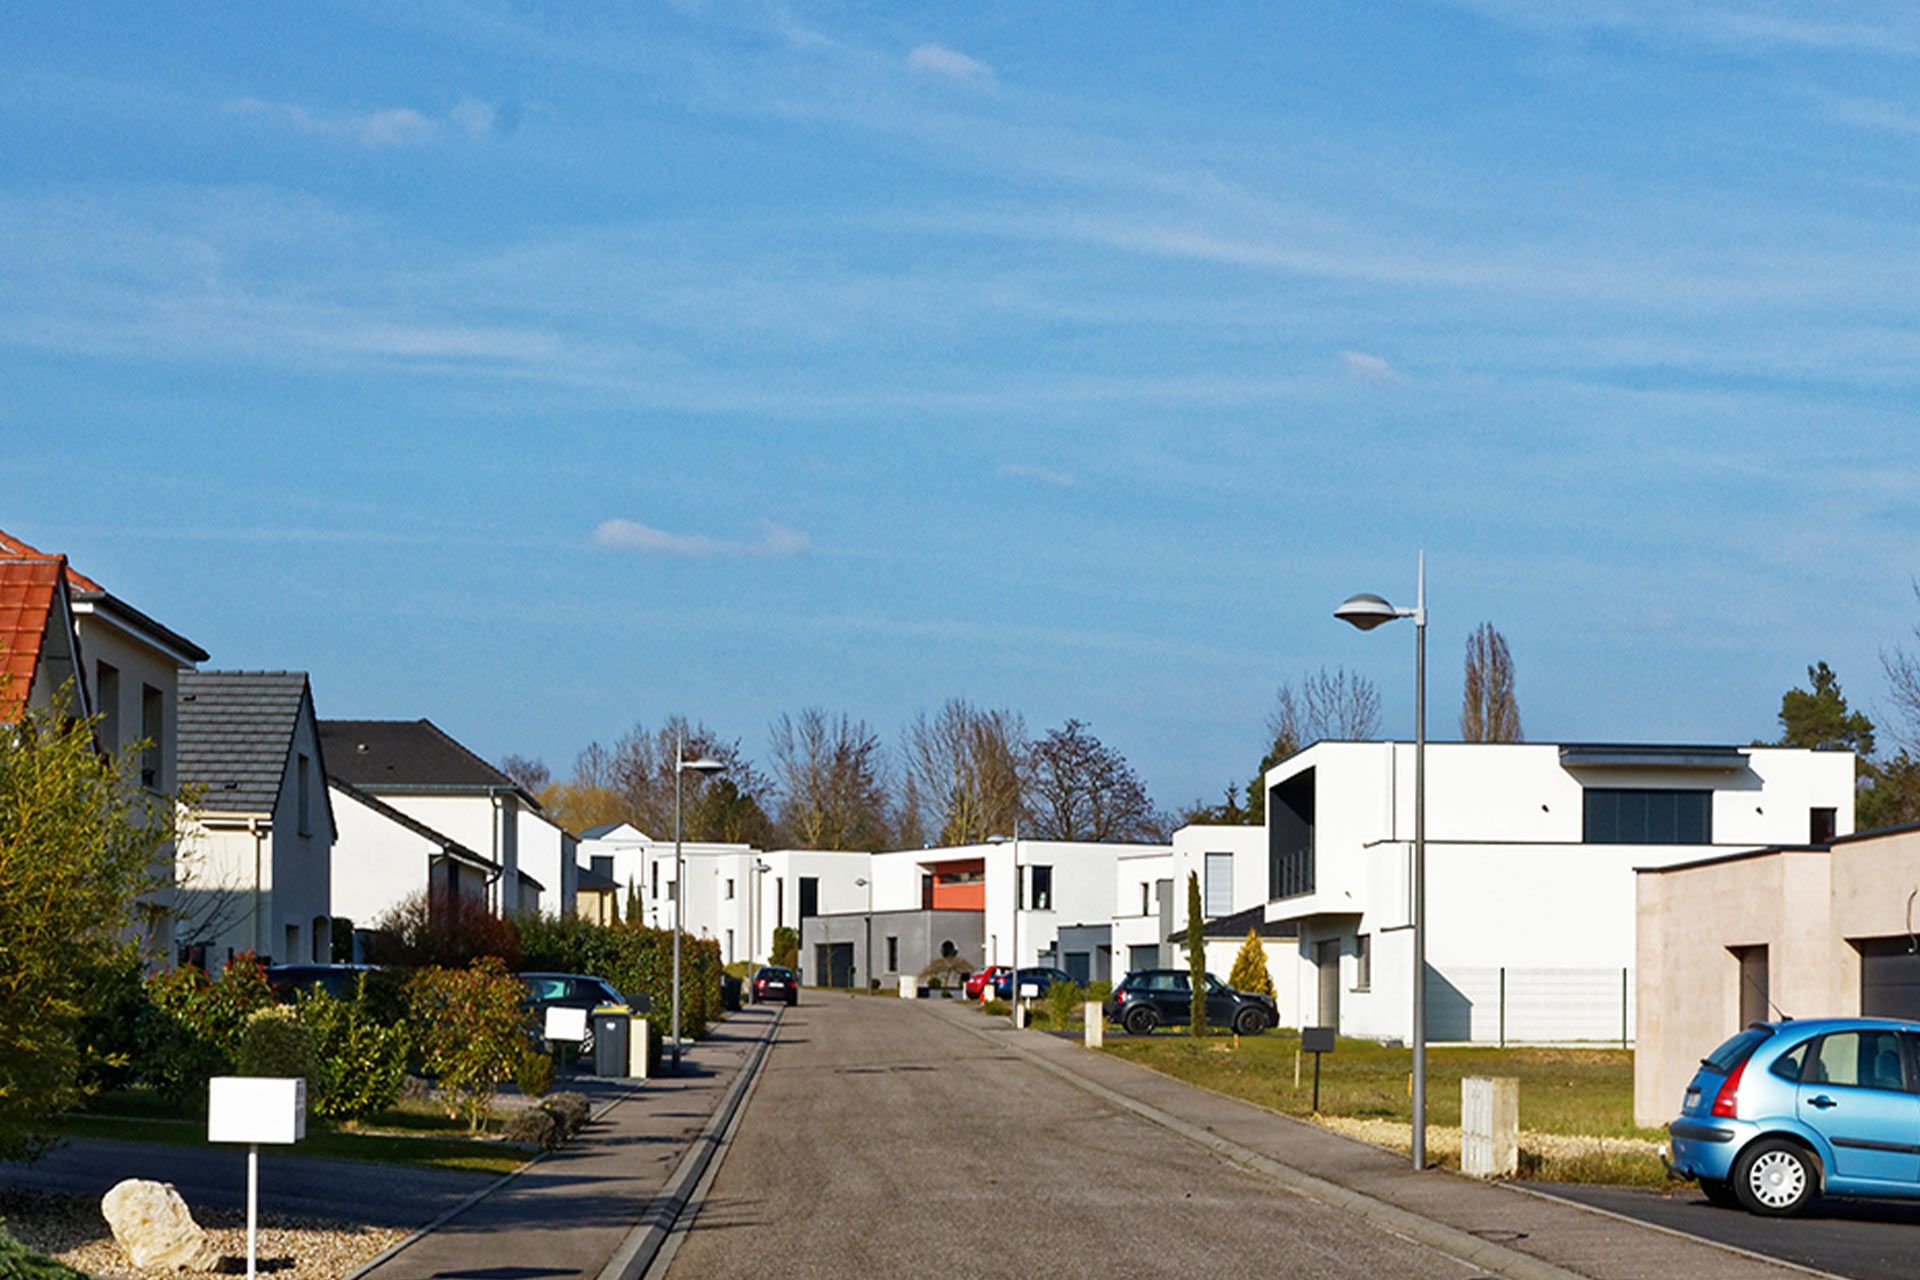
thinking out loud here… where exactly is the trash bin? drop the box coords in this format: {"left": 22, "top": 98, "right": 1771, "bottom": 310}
{"left": 592, "top": 1010, "right": 631, "bottom": 1077}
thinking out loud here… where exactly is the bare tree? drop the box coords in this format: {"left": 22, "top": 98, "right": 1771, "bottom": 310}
{"left": 543, "top": 718, "right": 774, "bottom": 843}
{"left": 1024, "top": 719, "right": 1167, "bottom": 842}
{"left": 1461, "top": 623, "right": 1523, "bottom": 742}
{"left": 1885, "top": 580, "right": 1920, "bottom": 753}
{"left": 899, "top": 698, "right": 1027, "bottom": 846}
{"left": 497, "top": 754, "right": 552, "bottom": 794}
{"left": 1242, "top": 666, "right": 1382, "bottom": 823}
{"left": 769, "top": 708, "right": 892, "bottom": 850}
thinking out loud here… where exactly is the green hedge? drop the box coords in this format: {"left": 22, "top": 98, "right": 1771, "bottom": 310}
{"left": 517, "top": 918, "right": 722, "bottom": 1040}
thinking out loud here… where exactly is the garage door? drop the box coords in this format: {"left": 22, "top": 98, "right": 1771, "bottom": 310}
{"left": 1859, "top": 937, "right": 1920, "bottom": 1019}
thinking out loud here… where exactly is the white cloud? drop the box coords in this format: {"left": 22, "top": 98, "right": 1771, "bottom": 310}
{"left": 907, "top": 42, "right": 993, "bottom": 82}
{"left": 999, "top": 462, "right": 1076, "bottom": 488}
{"left": 592, "top": 518, "right": 813, "bottom": 558}
{"left": 226, "top": 97, "right": 505, "bottom": 147}
{"left": 1341, "top": 350, "right": 1398, "bottom": 383}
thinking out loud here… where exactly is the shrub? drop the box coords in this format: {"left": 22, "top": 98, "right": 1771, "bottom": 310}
{"left": 296, "top": 979, "right": 408, "bottom": 1123}
{"left": 368, "top": 892, "right": 522, "bottom": 970}
{"left": 137, "top": 956, "right": 276, "bottom": 1107}
{"left": 235, "top": 1007, "right": 315, "bottom": 1088}
{"left": 770, "top": 926, "right": 799, "bottom": 970}
{"left": 406, "top": 958, "right": 530, "bottom": 1131}
{"left": 1044, "top": 980, "right": 1084, "bottom": 1031}
{"left": 542, "top": 1091, "right": 591, "bottom": 1137}
{"left": 502, "top": 1107, "right": 559, "bottom": 1151}
{"left": 514, "top": 1050, "right": 554, "bottom": 1099}
{"left": 981, "top": 998, "right": 1010, "bottom": 1018}
{"left": 1084, "top": 980, "right": 1113, "bottom": 1004}
{"left": 75, "top": 946, "right": 152, "bottom": 1097}
{"left": 0, "top": 1227, "right": 89, "bottom": 1280}
{"left": 1228, "top": 928, "right": 1274, "bottom": 997}
{"left": 918, "top": 955, "right": 972, "bottom": 989}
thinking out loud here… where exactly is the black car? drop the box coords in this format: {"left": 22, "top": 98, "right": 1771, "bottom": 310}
{"left": 751, "top": 965, "right": 799, "bottom": 1005}
{"left": 992, "top": 966, "right": 1075, "bottom": 1001}
{"left": 519, "top": 972, "right": 630, "bottom": 1053}
{"left": 1102, "top": 969, "right": 1277, "bottom": 1036}
{"left": 265, "top": 963, "right": 381, "bottom": 1002}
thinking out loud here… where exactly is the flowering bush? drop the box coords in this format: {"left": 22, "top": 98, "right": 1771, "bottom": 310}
{"left": 137, "top": 956, "right": 275, "bottom": 1107}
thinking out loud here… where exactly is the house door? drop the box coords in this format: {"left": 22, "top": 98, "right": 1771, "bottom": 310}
{"left": 1315, "top": 939, "right": 1341, "bottom": 1030}
{"left": 1860, "top": 938, "right": 1920, "bottom": 1020}
{"left": 826, "top": 942, "right": 855, "bottom": 989}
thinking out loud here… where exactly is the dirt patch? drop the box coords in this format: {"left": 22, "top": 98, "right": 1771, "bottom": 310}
{"left": 0, "top": 1187, "right": 404, "bottom": 1280}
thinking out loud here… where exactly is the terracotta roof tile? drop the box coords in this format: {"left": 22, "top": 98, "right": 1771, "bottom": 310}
{"left": 0, "top": 558, "right": 63, "bottom": 720}
{"left": 0, "top": 529, "right": 103, "bottom": 594}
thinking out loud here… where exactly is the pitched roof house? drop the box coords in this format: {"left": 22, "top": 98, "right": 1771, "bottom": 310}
{"left": 176, "top": 671, "right": 336, "bottom": 966}
{"left": 0, "top": 549, "right": 89, "bottom": 721}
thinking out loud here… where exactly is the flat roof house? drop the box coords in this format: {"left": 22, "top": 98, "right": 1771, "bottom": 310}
{"left": 175, "top": 671, "right": 336, "bottom": 968}
{"left": 1260, "top": 740, "right": 1854, "bottom": 1045}
{"left": 1634, "top": 822, "right": 1920, "bottom": 1128}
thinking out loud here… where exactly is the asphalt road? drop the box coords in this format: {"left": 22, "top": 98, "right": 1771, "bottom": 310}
{"left": 666, "top": 995, "right": 1490, "bottom": 1280}
{"left": 1531, "top": 1181, "right": 1920, "bottom": 1280}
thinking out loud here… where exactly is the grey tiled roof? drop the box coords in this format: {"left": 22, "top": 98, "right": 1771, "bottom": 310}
{"left": 320, "top": 718, "right": 534, "bottom": 804}
{"left": 178, "top": 671, "right": 312, "bottom": 814}
{"left": 327, "top": 778, "right": 496, "bottom": 871}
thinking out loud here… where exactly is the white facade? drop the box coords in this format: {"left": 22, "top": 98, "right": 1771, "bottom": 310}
{"left": 329, "top": 781, "right": 492, "bottom": 938}
{"left": 1258, "top": 741, "right": 1856, "bottom": 1044}
{"left": 515, "top": 806, "right": 575, "bottom": 917}
{"left": 1110, "top": 849, "right": 1175, "bottom": 975}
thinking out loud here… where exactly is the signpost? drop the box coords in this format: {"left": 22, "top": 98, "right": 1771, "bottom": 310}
{"left": 208, "top": 1077, "right": 306, "bottom": 1280}
{"left": 1301, "top": 1026, "right": 1336, "bottom": 1113}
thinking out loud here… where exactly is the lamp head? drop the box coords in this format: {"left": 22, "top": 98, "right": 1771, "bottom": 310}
{"left": 1334, "top": 592, "right": 1402, "bottom": 631}
{"left": 986, "top": 834, "right": 1011, "bottom": 845}
{"left": 678, "top": 756, "right": 726, "bottom": 776}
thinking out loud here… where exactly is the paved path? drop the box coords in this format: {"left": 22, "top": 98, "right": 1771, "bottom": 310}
{"left": 362, "top": 1006, "right": 778, "bottom": 1280}
{"left": 669, "top": 997, "right": 1833, "bottom": 1279}
{"left": 1533, "top": 1181, "right": 1920, "bottom": 1280}
{"left": 669, "top": 993, "right": 1494, "bottom": 1279}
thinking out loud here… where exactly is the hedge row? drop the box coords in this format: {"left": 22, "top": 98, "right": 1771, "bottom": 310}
{"left": 517, "top": 917, "right": 723, "bottom": 1040}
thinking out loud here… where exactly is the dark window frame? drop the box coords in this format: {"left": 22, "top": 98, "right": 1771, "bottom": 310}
{"left": 1582, "top": 787, "right": 1712, "bottom": 845}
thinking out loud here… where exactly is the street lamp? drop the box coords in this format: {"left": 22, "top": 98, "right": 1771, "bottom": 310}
{"left": 987, "top": 828, "right": 1020, "bottom": 1027}
{"left": 855, "top": 877, "right": 873, "bottom": 990}
{"left": 1336, "top": 551, "right": 1427, "bottom": 1170}
{"left": 672, "top": 744, "right": 725, "bottom": 1072}
{"left": 751, "top": 860, "right": 771, "bottom": 970}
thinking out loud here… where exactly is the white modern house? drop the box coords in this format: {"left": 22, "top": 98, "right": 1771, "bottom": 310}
{"left": 329, "top": 778, "right": 497, "bottom": 955}
{"left": 0, "top": 528, "right": 208, "bottom": 964}
{"left": 1258, "top": 740, "right": 1855, "bottom": 1044}
{"left": 175, "top": 672, "right": 336, "bottom": 967}
{"left": 1110, "top": 847, "right": 1176, "bottom": 975}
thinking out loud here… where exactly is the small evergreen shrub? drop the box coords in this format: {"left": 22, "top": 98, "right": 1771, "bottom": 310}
{"left": 297, "top": 979, "right": 408, "bottom": 1123}
{"left": 0, "top": 1227, "right": 90, "bottom": 1280}
{"left": 235, "top": 1007, "right": 315, "bottom": 1088}
{"left": 1044, "top": 979, "right": 1085, "bottom": 1031}
{"left": 515, "top": 1050, "right": 555, "bottom": 1099}
{"left": 1228, "top": 928, "right": 1274, "bottom": 997}
{"left": 502, "top": 1107, "right": 559, "bottom": 1150}
{"left": 542, "top": 1091, "right": 591, "bottom": 1137}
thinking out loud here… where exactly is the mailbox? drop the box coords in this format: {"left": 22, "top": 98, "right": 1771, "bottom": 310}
{"left": 545, "top": 1005, "right": 589, "bottom": 1043}
{"left": 1018, "top": 982, "right": 1040, "bottom": 999}
{"left": 1302, "top": 1026, "right": 1337, "bottom": 1054}
{"left": 208, "top": 1077, "right": 306, "bottom": 1145}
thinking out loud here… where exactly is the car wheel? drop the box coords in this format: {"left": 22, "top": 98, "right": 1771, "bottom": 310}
{"left": 1124, "top": 1006, "right": 1158, "bottom": 1036}
{"left": 1733, "top": 1139, "right": 1818, "bottom": 1216}
{"left": 1698, "top": 1177, "right": 1740, "bottom": 1209}
{"left": 1234, "top": 1007, "right": 1268, "bottom": 1036}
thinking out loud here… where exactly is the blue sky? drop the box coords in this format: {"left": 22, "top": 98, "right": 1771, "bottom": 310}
{"left": 5, "top": 2, "right": 1920, "bottom": 812}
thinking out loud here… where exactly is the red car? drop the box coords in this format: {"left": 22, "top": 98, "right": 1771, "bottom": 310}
{"left": 966, "top": 965, "right": 1010, "bottom": 1001}
{"left": 752, "top": 965, "right": 799, "bottom": 1006}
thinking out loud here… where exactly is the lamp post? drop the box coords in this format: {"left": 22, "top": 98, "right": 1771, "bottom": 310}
{"left": 988, "top": 827, "right": 1020, "bottom": 1027}
{"left": 751, "top": 860, "right": 771, "bottom": 970}
{"left": 855, "top": 877, "right": 872, "bottom": 990}
{"left": 1335, "top": 551, "right": 1427, "bottom": 1171}
{"left": 672, "top": 742, "right": 725, "bottom": 1073}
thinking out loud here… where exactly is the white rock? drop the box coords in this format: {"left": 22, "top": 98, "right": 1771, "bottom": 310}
{"left": 101, "top": 1178, "right": 218, "bottom": 1271}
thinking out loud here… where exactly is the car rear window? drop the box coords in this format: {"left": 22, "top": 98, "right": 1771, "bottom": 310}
{"left": 1704, "top": 1027, "right": 1773, "bottom": 1073}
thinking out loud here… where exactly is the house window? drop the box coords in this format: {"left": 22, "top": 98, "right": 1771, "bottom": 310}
{"left": 1810, "top": 807, "right": 1838, "bottom": 844}
{"left": 726, "top": 929, "right": 734, "bottom": 962}
{"left": 1140, "top": 883, "right": 1150, "bottom": 915}
{"left": 591, "top": 855, "right": 613, "bottom": 880}
{"left": 777, "top": 878, "right": 785, "bottom": 926}
{"left": 1354, "top": 934, "right": 1371, "bottom": 991}
{"left": 886, "top": 936, "right": 899, "bottom": 971}
{"left": 1582, "top": 789, "right": 1711, "bottom": 844}
{"left": 799, "top": 876, "right": 819, "bottom": 919}
{"left": 726, "top": 878, "right": 735, "bottom": 900}
{"left": 140, "top": 684, "right": 164, "bottom": 789}
{"left": 1030, "top": 865, "right": 1053, "bottom": 911}
{"left": 651, "top": 862, "right": 660, "bottom": 899}
{"left": 296, "top": 753, "right": 312, "bottom": 835}
{"left": 95, "top": 662, "right": 119, "bottom": 750}
{"left": 1205, "top": 852, "right": 1233, "bottom": 918}
{"left": 1268, "top": 769, "right": 1316, "bottom": 899}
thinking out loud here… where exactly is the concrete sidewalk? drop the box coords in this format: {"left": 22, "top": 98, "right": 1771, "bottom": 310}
{"left": 359, "top": 1006, "right": 779, "bottom": 1280}
{"left": 920, "top": 1001, "right": 1827, "bottom": 1280}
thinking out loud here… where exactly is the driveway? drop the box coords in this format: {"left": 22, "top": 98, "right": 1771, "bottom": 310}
{"left": 665, "top": 993, "right": 1491, "bottom": 1279}
{"left": 1531, "top": 1181, "right": 1920, "bottom": 1280}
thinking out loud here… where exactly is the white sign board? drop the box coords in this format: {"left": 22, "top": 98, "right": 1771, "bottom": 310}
{"left": 545, "top": 1005, "right": 589, "bottom": 1043}
{"left": 1018, "top": 982, "right": 1040, "bottom": 999}
{"left": 207, "top": 1077, "right": 306, "bottom": 1145}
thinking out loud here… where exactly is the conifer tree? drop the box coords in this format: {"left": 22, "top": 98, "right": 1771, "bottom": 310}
{"left": 1228, "top": 927, "right": 1273, "bottom": 996}
{"left": 1186, "top": 872, "right": 1207, "bottom": 1036}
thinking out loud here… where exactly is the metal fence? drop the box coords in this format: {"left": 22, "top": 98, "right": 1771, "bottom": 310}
{"left": 1427, "top": 966, "right": 1634, "bottom": 1045}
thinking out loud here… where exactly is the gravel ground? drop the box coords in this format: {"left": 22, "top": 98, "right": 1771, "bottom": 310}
{"left": 1314, "top": 1114, "right": 1661, "bottom": 1161}
{"left": 0, "top": 1187, "right": 404, "bottom": 1280}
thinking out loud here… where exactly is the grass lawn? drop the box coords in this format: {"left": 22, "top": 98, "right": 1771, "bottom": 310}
{"left": 1098, "top": 1029, "right": 1669, "bottom": 1186}
{"left": 60, "top": 1091, "right": 527, "bottom": 1176}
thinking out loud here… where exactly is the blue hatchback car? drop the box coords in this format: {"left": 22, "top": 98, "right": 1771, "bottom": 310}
{"left": 1669, "top": 1017, "right": 1920, "bottom": 1215}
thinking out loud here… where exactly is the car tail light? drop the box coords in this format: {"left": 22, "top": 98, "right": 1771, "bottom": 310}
{"left": 1710, "top": 1058, "right": 1747, "bottom": 1119}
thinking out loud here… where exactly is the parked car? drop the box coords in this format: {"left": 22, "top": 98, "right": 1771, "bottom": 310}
{"left": 1668, "top": 1017, "right": 1920, "bottom": 1216}
{"left": 1102, "top": 969, "right": 1277, "bottom": 1036}
{"left": 518, "top": 972, "right": 630, "bottom": 1054}
{"left": 752, "top": 965, "right": 799, "bottom": 1006}
{"left": 966, "top": 965, "right": 1010, "bottom": 1001}
{"left": 992, "top": 966, "right": 1075, "bottom": 1001}
{"left": 264, "top": 963, "right": 380, "bottom": 1002}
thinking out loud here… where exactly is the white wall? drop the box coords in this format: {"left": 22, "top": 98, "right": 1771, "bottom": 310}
{"left": 381, "top": 791, "right": 521, "bottom": 914}
{"left": 1169, "top": 824, "right": 1268, "bottom": 935}
{"left": 329, "top": 783, "right": 447, "bottom": 929}
{"left": 265, "top": 708, "right": 333, "bottom": 962}
{"left": 514, "top": 806, "right": 575, "bottom": 917}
